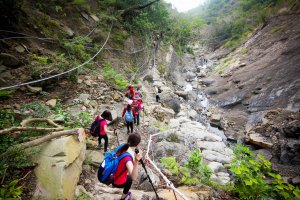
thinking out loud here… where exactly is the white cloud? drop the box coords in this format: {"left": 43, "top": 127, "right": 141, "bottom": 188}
{"left": 164, "top": 0, "right": 204, "bottom": 12}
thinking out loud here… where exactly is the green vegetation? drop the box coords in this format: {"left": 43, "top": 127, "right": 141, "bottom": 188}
{"left": 74, "top": 193, "right": 91, "bottom": 200}
{"left": 0, "top": 179, "right": 23, "bottom": 199}
{"left": 21, "top": 102, "right": 51, "bottom": 118}
{"left": 0, "top": 90, "right": 16, "bottom": 97}
{"left": 230, "top": 144, "right": 300, "bottom": 200}
{"left": 102, "top": 62, "right": 128, "bottom": 90}
{"left": 160, "top": 149, "right": 212, "bottom": 186}
{"left": 188, "top": 0, "right": 297, "bottom": 48}
{"left": 157, "top": 64, "right": 166, "bottom": 75}
{"left": 166, "top": 133, "right": 179, "bottom": 143}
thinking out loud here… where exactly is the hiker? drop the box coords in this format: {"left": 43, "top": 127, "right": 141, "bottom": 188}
{"left": 113, "top": 134, "right": 142, "bottom": 200}
{"left": 134, "top": 85, "right": 142, "bottom": 99}
{"left": 132, "top": 99, "right": 143, "bottom": 126}
{"left": 125, "top": 84, "right": 135, "bottom": 100}
{"left": 122, "top": 100, "right": 137, "bottom": 134}
{"left": 155, "top": 86, "right": 161, "bottom": 103}
{"left": 95, "top": 110, "right": 113, "bottom": 152}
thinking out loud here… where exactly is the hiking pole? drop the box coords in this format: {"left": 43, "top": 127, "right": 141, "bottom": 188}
{"left": 135, "top": 148, "right": 160, "bottom": 200}
{"left": 114, "top": 129, "right": 120, "bottom": 145}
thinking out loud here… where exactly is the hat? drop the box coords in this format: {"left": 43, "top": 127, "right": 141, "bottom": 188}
{"left": 127, "top": 99, "right": 133, "bottom": 105}
{"left": 128, "top": 83, "right": 132, "bottom": 87}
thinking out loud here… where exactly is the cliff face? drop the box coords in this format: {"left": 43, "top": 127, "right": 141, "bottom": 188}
{"left": 201, "top": 12, "right": 300, "bottom": 137}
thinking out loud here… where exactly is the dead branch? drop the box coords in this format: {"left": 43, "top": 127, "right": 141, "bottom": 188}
{"left": 0, "top": 118, "right": 64, "bottom": 135}
{"left": 0, "top": 129, "right": 79, "bottom": 158}
{"left": 121, "top": 0, "right": 160, "bottom": 19}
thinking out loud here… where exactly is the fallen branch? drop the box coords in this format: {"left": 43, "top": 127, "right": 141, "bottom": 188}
{"left": 0, "top": 129, "right": 79, "bottom": 158}
{"left": 0, "top": 118, "right": 64, "bottom": 135}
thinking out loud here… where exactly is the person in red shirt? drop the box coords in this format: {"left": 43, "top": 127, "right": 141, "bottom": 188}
{"left": 122, "top": 100, "right": 137, "bottom": 134}
{"left": 113, "top": 134, "right": 142, "bottom": 200}
{"left": 95, "top": 110, "right": 113, "bottom": 152}
{"left": 125, "top": 84, "right": 135, "bottom": 100}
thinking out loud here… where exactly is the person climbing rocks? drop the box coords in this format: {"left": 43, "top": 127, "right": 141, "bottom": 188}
{"left": 134, "top": 85, "right": 142, "bottom": 99}
{"left": 132, "top": 98, "right": 143, "bottom": 126}
{"left": 122, "top": 100, "right": 137, "bottom": 134}
{"left": 95, "top": 110, "right": 113, "bottom": 152}
{"left": 113, "top": 133, "right": 142, "bottom": 200}
{"left": 155, "top": 86, "right": 161, "bottom": 103}
{"left": 125, "top": 84, "right": 135, "bottom": 100}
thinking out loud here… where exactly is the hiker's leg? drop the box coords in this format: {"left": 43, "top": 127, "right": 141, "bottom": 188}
{"left": 137, "top": 114, "right": 140, "bottom": 126}
{"left": 98, "top": 135, "right": 102, "bottom": 146}
{"left": 156, "top": 95, "right": 159, "bottom": 102}
{"left": 129, "top": 122, "right": 133, "bottom": 133}
{"left": 121, "top": 176, "right": 132, "bottom": 198}
{"left": 126, "top": 121, "right": 130, "bottom": 134}
{"left": 103, "top": 134, "right": 108, "bottom": 152}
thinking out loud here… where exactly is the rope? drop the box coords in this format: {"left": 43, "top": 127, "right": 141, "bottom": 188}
{"left": 145, "top": 133, "right": 190, "bottom": 200}
{"left": 0, "top": 23, "right": 113, "bottom": 91}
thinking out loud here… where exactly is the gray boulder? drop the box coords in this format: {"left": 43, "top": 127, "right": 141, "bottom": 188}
{"left": 0, "top": 53, "right": 21, "bottom": 68}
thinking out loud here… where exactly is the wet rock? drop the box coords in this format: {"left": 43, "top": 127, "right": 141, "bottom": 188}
{"left": 15, "top": 45, "right": 25, "bottom": 53}
{"left": 0, "top": 53, "right": 21, "bottom": 68}
{"left": 248, "top": 132, "right": 273, "bottom": 148}
{"left": 46, "top": 99, "right": 57, "bottom": 108}
{"left": 27, "top": 85, "right": 42, "bottom": 93}
{"left": 254, "top": 149, "right": 272, "bottom": 160}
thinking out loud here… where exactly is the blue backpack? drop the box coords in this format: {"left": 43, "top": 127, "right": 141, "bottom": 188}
{"left": 97, "top": 144, "right": 132, "bottom": 185}
{"left": 125, "top": 110, "right": 133, "bottom": 122}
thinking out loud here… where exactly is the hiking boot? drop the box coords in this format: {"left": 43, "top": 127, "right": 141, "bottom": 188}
{"left": 123, "top": 192, "right": 131, "bottom": 200}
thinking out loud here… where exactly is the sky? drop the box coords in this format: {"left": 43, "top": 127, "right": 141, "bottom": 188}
{"left": 164, "top": 0, "right": 205, "bottom": 12}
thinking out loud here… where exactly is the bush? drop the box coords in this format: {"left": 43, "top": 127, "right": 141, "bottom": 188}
{"left": 21, "top": 102, "right": 51, "bottom": 118}
{"left": 160, "top": 149, "right": 212, "bottom": 186}
{"left": 102, "top": 62, "right": 128, "bottom": 90}
{"left": 0, "top": 179, "right": 23, "bottom": 199}
{"left": 158, "top": 64, "right": 166, "bottom": 75}
{"left": 230, "top": 144, "right": 300, "bottom": 200}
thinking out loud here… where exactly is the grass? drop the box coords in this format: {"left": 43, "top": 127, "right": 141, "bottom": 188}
{"left": 102, "top": 62, "right": 128, "bottom": 90}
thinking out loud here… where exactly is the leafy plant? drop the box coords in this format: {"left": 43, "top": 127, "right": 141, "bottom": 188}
{"left": 158, "top": 64, "right": 166, "bottom": 75}
{"left": 230, "top": 144, "right": 300, "bottom": 200}
{"left": 160, "top": 157, "right": 179, "bottom": 175}
{"left": 21, "top": 102, "right": 51, "bottom": 118}
{"left": 0, "top": 179, "right": 23, "bottom": 199}
{"left": 74, "top": 112, "right": 92, "bottom": 128}
{"left": 0, "top": 90, "right": 16, "bottom": 97}
{"left": 102, "top": 62, "right": 128, "bottom": 90}
{"left": 166, "top": 133, "right": 179, "bottom": 143}
{"left": 180, "top": 148, "right": 212, "bottom": 185}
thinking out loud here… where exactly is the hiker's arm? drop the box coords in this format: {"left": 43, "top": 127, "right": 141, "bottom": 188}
{"left": 122, "top": 109, "right": 125, "bottom": 117}
{"left": 103, "top": 125, "right": 113, "bottom": 134}
{"left": 126, "top": 153, "right": 142, "bottom": 181}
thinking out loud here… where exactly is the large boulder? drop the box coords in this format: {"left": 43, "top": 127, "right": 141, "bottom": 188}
{"left": 160, "top": 92, "right": 181, "bottom": 114}
{"left": 152, "top": 141, "right": 189, "bottom": 163}
{"left": 152, "top": 105, "right": 175, "bottom": 122}
{"left": 247, "top": 132, "right": 273, "bottom": 148}
{"left": 34, "top": 134, "right": 86, "bottom": 200}
{"left": 0, "top": 53, "right": 21, "bottom": 68}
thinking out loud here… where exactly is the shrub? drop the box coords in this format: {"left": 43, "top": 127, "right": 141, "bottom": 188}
{"left": 160, "top": 157, "right": 179, "bottom": 175}
{"left": 102, "top": 62, "right": 128, "bottom": 90}
{"left": 230, "top": 144, "right": 300, "bottom": 200}
{"left": 21, "top": 102, "right": 51, "bottom": 118}
{"left": 0, "top": 179, "right": 23, "bottom": 199}
{"left": 158, "top": 64, "right": 166, "bottom": 75}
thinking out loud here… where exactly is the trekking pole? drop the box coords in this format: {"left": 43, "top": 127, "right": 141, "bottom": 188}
{"left": 114, "top": 129, "right": 120, "bottom": 145}
{"left": 135, "top": 148, "right": 160, "bottom": 200}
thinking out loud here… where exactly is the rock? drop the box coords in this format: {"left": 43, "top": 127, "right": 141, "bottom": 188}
{"left": 85, "top": 150, "right": 104, "bottom": 165}
{"left": 34, "top": 135, "right": 86, "bottom": 200}
{"left": 197, "top": 141, "right": 232, "bottom": 156}
{"left": 238, "top": 62, "right": 246, "bottom": 68}
{"left": 0, "top": 53, "right": 21, "bottom": 68}
{"left": 0, "top": 65, "right": 7, "bottom": 73}
{"left": 292, "top": 176, "right": 300, "bottom": 185}
{"left": 90, "top": 14, "right": 99, "bottom": 22}
{"left": 185, "top": 71, "right": 196, "bottom": 82}
{"left": 188, "top": 109, "right": 198, "bottom": 120}
{"left": 152, "top": 105, "right": 175, "bottom": 122}
{"left": 174, "top": 91, "right": 188, "bottom": 99}
{"left": 84, "top": 80, "right": 92, "bottom": 87}
{"left": 280, "top": 141, "right": 300, "bottom": 165}
{"left": 200, "top": 79, "right": 214, "bottom": 86}
{"left": 143, "top": 74, "right": 154, "bottom": 83}
{"left": 74, "top": 185, "right": 93, "bottom": 198}
{"left": 46, "top": 99, "right": 57, "bottom": 108}
{"left": 210, "top": 114, "right": 222, "bottom": 128}
{"left": 248, "top": 133, "right": 273, "bottom": 148}
{"left": 63, "top": 26, "right": 75, "bottom": 38}
{"left": 202, "top": 150, "right": 232, "bottom": 164}
{"left": 81, "top": 12, "right": 89, "bottom": 21}
{"left": 15, "top": 45, "right": 25, "bottom": 53}
{"left": 153, "top": 141, "right": 189, "bottom": 163}
{"left": 79, "top": 93, "right": 90, "bottom": 101}
{"left": 161, "top": 96, "right": 181, "bottom": 114}
{"left": 27, "top": 85, "right": 42, "bottom": 93}
{"left": 113, "top": 92, "right": 121, "bottom": 101}
{"left": 254, "top": 149, "right": 272, "bottom": 160}
{"left": 207, "top": 162, "right": 226, "bottom": 173}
